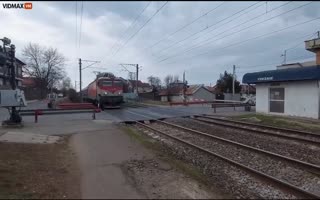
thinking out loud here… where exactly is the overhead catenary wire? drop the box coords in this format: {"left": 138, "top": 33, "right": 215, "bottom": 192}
{"left": 144, "top": 1, "right": 226, "bottom": 51}
{"left": 285, "top": 32, "right": 317, "bottom": 51}
{"left": 111, "top": 1, "right": 169, "bottom": 59}
{"left": 198, "top": 31, "right": 319, "bottom": 70}
{"left": 75, "top": 1, "right": 78, "bottom": 55}
{"left": 75, "top": 1, "right": 78, "bottom": 88}
{"left": 162, "top": 15, "right": 320, "bottom": 66}
{"left": 158, "top": 1, "right": 314, "bottom": 63}
{"left": 155, "top": 1, "right": 266, "bottom": 57}
{"left": 237, "top": 55, "right": 315, "bottom": 74}
{"left": 152, "top": 1, "right": 264, "bottom": 58}
{"left": 106, "top": 1, "right": 152, "bottom": 60}
{"left": 157, "top": 1, "right": 295, "bottom": 62}
{"left": 79, "top": 1, "right": 84, "bottom": 51}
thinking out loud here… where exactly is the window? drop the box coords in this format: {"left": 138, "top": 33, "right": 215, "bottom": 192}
{"left": 99, "top": 80, "right": 112, "bottom": 87}
{"left": 113, "top": 81, "right": 123, "bottom": 87}
{"left": 0, "top": 78, "right": 3, "bottom": 86}
{"left": 17, "top": 67, "right": 22, "bottom": 77}
{"left": 269, "top": 88, "right": 285, "bottom": 113}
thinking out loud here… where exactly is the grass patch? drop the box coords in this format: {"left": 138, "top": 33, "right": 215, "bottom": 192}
{"left": 120, "top": 124, "right": 211, "bottom": 187}
{"left": 229, "top": 113, "right": 320, "bottom": 132}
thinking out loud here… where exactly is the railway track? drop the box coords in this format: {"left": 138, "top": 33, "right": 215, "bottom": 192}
{"left": 192, "top": 115, "right": 320, "bottom": 146}
{"left": 126, "top": 116, "right": 320, "bottom": 199}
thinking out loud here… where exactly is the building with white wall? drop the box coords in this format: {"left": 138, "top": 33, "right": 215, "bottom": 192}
{"left": 242, "top": 37, "right": 320, "bottom": 119}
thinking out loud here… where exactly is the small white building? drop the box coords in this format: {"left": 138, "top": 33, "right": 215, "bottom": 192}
{"left": 242, "top": 37, "right": 320, "bottom": 119}
{"left": 159, "top": 84, "right": 215, "bottom": 102}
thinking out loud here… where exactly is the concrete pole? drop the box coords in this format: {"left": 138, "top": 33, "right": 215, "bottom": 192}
{"left": 232, "top": 65, "right": 235, "bottom": 96}
{"left": 79, "top": 58, "right": 82, "bottom": 102}
{"left": 183, "top": 71, "right": 186, "bottom": 104}
{"left": 136, "top": 64, "right": 139, "bottom": 94}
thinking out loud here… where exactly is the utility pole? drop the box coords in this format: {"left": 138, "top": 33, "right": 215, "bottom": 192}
{"left": 281, "top": 50, "right": 287, "bottom": 65}
{"left": 79, "top": 58, "right": 82, "bottom": 102}
{"left": 317, "top": 31, "right": 320, "bottom": 38}
{"left": 78, "top": 58, "right": 100, "bottom": 103}
{"left": 232, "top": 65, "right": 235, "bottom": 96}
{"left": 136, "top": 64, "right": 139, "bottom": 94}
{"left": 183, "top": 71, "right": 187, "bottom": 105}
{"left": 119, "top": 63, "right": 140, "bottom": 94}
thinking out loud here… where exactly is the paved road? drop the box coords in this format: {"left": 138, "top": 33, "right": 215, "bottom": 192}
{"left": 1, "top": 101, "right": 252, "bottom": 124}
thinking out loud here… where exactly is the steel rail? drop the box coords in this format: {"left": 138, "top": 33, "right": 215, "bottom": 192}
{"left": 134, "top": 121, "right": 320, "bottom": 199}
{"left": 124, "top": 109, "right": 320, "bottom": 171}
{"left": 202, "top": 115, "right": 320, "bottom": 138}
{"left": 192, "top": 115, "right": 320, "bottom": 146}
{"left": 156, "top": 120, "right": 320, "bottom": 172}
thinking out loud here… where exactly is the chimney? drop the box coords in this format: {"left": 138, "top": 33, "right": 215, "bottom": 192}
{"left": 305, "top": 35, "right": 320, "bottom": 65}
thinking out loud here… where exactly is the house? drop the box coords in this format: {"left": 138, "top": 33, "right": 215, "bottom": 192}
{"left": 242, "top": 37, "right": 320, "bottom": 119}
{"left": 22, "top": 77, "right": 43, "bottom": 100}
{"left": 158, "top": 84, "right": 215, "bottom": 102}
{"left": 0, "top": 55, "right": 24, "bottom": 89}
{"left": 240, "top": 84, "right": 256, "bottom": 94}
{"left": 128, "top": 80, "right": 153, "bottom": 93}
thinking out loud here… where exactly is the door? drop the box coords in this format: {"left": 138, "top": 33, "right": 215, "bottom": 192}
{"left": 269, "top": 88, "right": 285, "bottom": 113}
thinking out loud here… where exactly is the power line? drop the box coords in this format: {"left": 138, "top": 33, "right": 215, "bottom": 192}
{"left": 155, "top": 1, "right": 265, "bottom": 57}
{"left": 163, "top": 15, "right": 320, "bottom": 66}
{"left": 158, "top": 1, "right": 313, "bottom": 63}
{"left": 75, "top": 1, "right": 78, "bottom": 53}
{"left": 157, "top": 1, "right": 294, "bottom": 61}
{"left": 237, "top": 55, "right": 315, "bottom": 74}
{"left": 111, "top": 1, "right": 169, "bottom": 58}
{"left": 106, "top": 2, "right": 152, "bottom": 60}
{"left": 79, "top": 1, "right": 84, "bottom": 51}
{"left": 75, "top": 1, "right": 78, "bottom": 84}
{"left": 144, "top": 1, "right": 226, "bottom": 51}
{"left": 238, "top": 54, "right": 315, "bottom": 71}
{"left": 286, "top": 32, "right": 317, "bottom": 51}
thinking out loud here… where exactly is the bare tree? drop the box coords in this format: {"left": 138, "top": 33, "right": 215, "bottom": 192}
{"left": 147, "top": 76, "right": 161, "bottom": 88}
{"left": 173, "top": 75, "right": 179, "bottom": 83}
{"left": 22, "top": 43, "right": 66, "bottom": 98}
{"left": 163, "top": 75, "right": 173, "bottom": 88}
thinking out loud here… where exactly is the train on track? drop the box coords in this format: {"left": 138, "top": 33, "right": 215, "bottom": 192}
{"left": 81, "top": 72, "right": 132, "bottom": 109}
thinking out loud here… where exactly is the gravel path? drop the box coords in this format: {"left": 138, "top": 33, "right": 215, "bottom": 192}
{"left": 146, "top": 121, "right": 320, "bottom": 196}
{"left": 168, "top": 118, "right": 320, "bottom": 165}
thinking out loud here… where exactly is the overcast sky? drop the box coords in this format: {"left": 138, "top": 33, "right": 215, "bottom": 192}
{"left": 1, "top": 1, "right": 320, "bottom": 88}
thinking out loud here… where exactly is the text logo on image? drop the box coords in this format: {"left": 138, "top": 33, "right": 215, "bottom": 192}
{"left": 2, "top": 2, "right": 32, "bottom": 9}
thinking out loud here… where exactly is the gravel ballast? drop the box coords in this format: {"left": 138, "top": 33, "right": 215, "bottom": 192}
{"left": 132, "top": 124, "right": 309, "bottom": 199}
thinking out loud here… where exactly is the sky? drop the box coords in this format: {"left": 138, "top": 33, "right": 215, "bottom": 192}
{"left": 1, "top": 1, "right": 320, "bottom": 89}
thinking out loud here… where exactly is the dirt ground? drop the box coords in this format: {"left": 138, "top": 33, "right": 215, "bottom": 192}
{"left": 0, "top": 136, "right": 80, "bottom": 199}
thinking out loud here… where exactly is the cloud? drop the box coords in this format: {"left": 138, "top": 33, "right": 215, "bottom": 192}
{"left": 0, "top": 1, "right": 319, "bottom": 88}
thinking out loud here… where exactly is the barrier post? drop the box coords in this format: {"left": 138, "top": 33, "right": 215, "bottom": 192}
{"left": 35, "top": 110, "right": 39, "bottom": 123}
{"left": 92, "top": 109, "right": 96, "bottom": 120}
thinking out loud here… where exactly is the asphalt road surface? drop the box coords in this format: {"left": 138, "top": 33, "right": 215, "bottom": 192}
{"left": 0, "top": 101, "right": 251, "bottom": 123}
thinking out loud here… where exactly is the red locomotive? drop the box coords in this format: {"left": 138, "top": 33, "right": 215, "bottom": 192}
{"left": 82, "top": 72, "right": 131, "bottom": 109}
